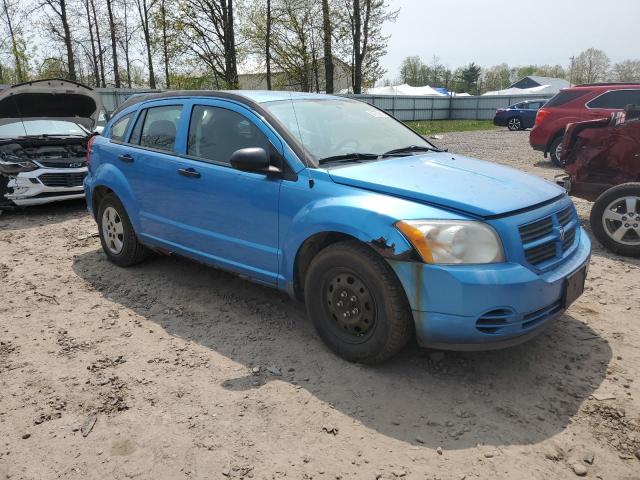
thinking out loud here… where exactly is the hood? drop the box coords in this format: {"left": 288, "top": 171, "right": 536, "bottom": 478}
{"left": 328, "top": 152, "right": 565, "bottom": 217}
{"left": 0, "top": 78, "right": 102, "bottom": 130}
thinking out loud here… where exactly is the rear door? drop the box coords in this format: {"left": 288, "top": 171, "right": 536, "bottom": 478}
{"left": 586, "top": 89, "right": 640, "bottom": 117}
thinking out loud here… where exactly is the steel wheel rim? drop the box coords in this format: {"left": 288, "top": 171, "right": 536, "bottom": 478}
{"left": 508, "top": 118, "right": 520, "bottom": 130}
{"left": 554, "top": 142, "right": 562, "bottom": 161}
{"left": 323, "top": 269, "right": 376, "bottom": 343}
{"left": 101, "top": 206, "right": 125, "bottom": 254}
{"left": 602, "top": 195, "right": 640, "bottom": 246}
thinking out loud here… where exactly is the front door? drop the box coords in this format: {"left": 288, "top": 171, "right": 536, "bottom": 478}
{"left": 128, "top": 100, "right": 283, "bottom": 285}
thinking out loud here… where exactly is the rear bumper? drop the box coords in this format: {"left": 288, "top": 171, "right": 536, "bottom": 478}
{"left": 530, "top": 142, "right": 546, "bottom": 152}
{"left": 388, "top": 228, "right": 591, "bottom": 350}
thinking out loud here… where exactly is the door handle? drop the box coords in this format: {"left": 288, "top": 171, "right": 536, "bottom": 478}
{"left": 178, "top": 167, "right": 201, "bottom": 179}
{"left": 118, "top": 154, "right": 134, "bottom": 163}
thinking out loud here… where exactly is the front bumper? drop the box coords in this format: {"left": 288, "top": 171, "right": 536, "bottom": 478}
{"left": 493, "top": 117, "right": 506, "bottom": 127}
{"left": 3, "top": 167, "right": 87, "bottom": 206}
{"left": 388, "top": 227, "right": 591, "bottom": 350}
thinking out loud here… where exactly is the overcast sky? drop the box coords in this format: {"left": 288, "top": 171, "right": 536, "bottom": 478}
{"left": 381, "top": 0, "right": 640, "bottom": 80}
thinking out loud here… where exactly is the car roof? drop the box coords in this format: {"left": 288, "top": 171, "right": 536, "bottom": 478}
{"left": 110, "top": 89, "right": 344, "bottom": 119}
{"left": 566, "top": 83, "right": 640, "bottom": 91}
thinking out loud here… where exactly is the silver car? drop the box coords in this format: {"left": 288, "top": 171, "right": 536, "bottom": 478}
{"left": 0, "top": 79, "right": 102, "bottom": 208}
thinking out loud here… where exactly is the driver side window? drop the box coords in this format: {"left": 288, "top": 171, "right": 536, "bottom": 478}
{"left": 187, "top": 106, "right": 270, "bottom": 164}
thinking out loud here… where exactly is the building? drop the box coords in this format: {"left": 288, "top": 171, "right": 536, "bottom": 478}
{"left": 509, "top": 76, "right": 570, "bottom": 94}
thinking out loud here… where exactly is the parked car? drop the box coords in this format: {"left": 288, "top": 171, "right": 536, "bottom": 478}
{"left": 493, "top": 99, "right": 548, "bottom": 131}
{"left": 558, "top": 105, "right": 640, "bottom": 256}
{"left": 85, "top": 91, "right": 591, "bottom": 363}
{"left": 0, "top": 79, "right": 101, "bottom": 209}
{"left": 530, "top": 83, "right": 640, "bottom": 167}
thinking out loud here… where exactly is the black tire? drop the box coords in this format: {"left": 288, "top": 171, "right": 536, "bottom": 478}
{"left": 549, "top": 136, "right": 564, "bottom": 167}
{"left": 590, "top": 183, "right": 640, "bottom": 257}
{"left": 97, "top": 193, "right": 149, "bottom": 266}
{"left": 507, "top": 117, "right": 523, "bottom": 131}
{"left": 304, "top": 241, "right": 413, "bottom": 364}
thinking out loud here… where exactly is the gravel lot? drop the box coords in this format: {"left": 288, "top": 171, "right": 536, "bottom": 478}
{"left": 1, "top": 130, "right": 639, "bottom": 480}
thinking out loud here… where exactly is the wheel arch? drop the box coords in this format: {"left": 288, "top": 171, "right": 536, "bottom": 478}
{"left": 291, "top": 228, "right": 418, "bottom": 302}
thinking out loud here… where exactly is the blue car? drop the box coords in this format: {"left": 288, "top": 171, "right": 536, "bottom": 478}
{"left": 493, "top": 99, "right": 548, "bottom": 131}
{"left": 84, "top": 91, "right": 590, "bottom": 363}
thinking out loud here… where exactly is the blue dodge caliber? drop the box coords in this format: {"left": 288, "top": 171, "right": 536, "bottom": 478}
{"left": 84, "top": 91, "right": 591, "bottom": 363}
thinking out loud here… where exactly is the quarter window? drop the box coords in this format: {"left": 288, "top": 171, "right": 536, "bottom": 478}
{"left": 588, "top": 90, "right": 640, "bottom": 109}
{"left": 137, "top": 105, "right": 183, "bottom": 152}
{"left": 187, "top": 105, "right": 270, "bottom": 164}
{"left": 110, "top": 113, "right": 132, "bottom": 141}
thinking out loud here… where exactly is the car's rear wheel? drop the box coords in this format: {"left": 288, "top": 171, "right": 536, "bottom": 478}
{"left": 590, "top": 183, "right": 640, "bottom": 257}
{"left": 549, "top": 136, "right": 564, "bottom": 167}
{"left": 507, "top": 117, "right": 523, "bottom": 131}
{"left": 97, "top": 193, "right": 149, "bottom": 266}
{"left": 304, "top": 241, "right": 413, "bottom": 364}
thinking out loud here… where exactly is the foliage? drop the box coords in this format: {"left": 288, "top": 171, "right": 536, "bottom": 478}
{"left": 405, "top": 120, "right": 497, "bottom": 136}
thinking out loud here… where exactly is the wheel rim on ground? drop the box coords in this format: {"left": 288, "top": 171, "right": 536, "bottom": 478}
{"left": 602, "top": 195, "right": 640, "bottom": 246}
{"left": 102, "top": 206, "right": 125, "bottom": 254}
{"left": 323, "top": 270, "right": 377, "bottom": 343}
{"left": 508, "top": 118, "right": 521, "bottom": 130}
{"left": 554, "top": 142, "right": 562, "bottom": 161}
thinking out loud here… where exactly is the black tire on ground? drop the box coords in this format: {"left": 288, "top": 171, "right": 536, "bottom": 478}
{"left": 507, "top": 117, "right": 523, "bottom": 131}
{"left": 97, "top": 193, "right": 149, "bottom": 266}
{"left": 304, "top": 240, "right": 413, "bottom": 364}
{"left": 590, "top": 183, "right": 640, "bottom": 257}
{"left": 549, "top": 135, "right": 564, "bottom": 167}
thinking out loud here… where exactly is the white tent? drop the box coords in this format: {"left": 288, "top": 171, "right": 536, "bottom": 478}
{"left": 482, "top": 84, "right": 552, "bottom": 96}
{"left": 365, "top": 83, "right": 446, "bottom": 96}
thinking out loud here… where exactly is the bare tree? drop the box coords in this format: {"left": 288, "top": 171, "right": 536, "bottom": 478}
{"left": 573, "top": 48, "right": 610, "bottom": 84}
{"left": 41, "top": 0, "right": 76, "bottom": 80}
{"left": 80, "top": 0, "right": 99, "bottom": 85}
{"left": 135, "top": 0, "right": 157, "bottom": 88}
{"left": 105, "top": 0, "right": 121, "bottom": 87}
{"left": 1, "top": 0, "right": 25, "bottom": 81}
{"left": 179, "top": 0, "right": 238, "bottom": 88}
{"left": 265, "top": 0, "right": 272, "bottom": 89}
{"left": 117, "top": 0, "right": 137, "bottom": 88}
{"left": 321, "top": 0, "right": 333, "bottom": 93}
{"left": 90, "top": 0, "right": 106, "bottom": 87}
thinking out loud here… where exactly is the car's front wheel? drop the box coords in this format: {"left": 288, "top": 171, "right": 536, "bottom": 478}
{"left": 549, "top": 136, "right": 564, "bottom": 167}
{"left": 507, "top": 117, "right": 523, "bottom": 131}
{"left": 304, "top": 241, "right": 413, "bottom": 364}
{"left": 97, "top": 193, "right": 149, "bottom": 266}
{"left": 590, "top": 183, "right": 640, "bottom": 257}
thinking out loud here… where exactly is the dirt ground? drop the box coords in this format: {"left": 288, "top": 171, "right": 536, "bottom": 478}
{"left": 1, "top": 130, "right": 639, "bottom": 480}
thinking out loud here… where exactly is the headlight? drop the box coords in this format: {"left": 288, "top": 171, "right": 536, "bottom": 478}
{"left": 395, "top": 220, "right": 504, "bottom": 264}
{"left": 0, "top": 155, "right": 38, "bottom": 175}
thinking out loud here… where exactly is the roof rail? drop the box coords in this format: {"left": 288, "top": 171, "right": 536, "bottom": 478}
{"left": 574, "top": 82, "right": 640, "bottom": 87}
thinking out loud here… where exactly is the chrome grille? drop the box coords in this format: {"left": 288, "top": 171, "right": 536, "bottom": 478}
{"left": 38, "top": 172, "right": 87, "bottom": 187}
{"left": 519, "top": 205, "right": 578, "bottom": 267}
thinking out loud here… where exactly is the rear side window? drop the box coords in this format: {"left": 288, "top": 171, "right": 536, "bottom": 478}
{"left": 187, "top": 105, "right": 270, "bottom": 164}
{"left": 110, "top": 113, "right": 132, "bottom": 141}
{"left": 587, "top": 89, "right": 640, "bottom": 109}
{"left": 545, "top": 90, "right": 592, "bottom": 108}
{"left": 137, "top": 105, "right": 183, "bottom": 152}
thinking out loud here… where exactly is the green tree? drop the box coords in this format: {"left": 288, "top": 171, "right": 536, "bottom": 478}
{"left": 459, "top": 62, "right": 481, "bottom": 94}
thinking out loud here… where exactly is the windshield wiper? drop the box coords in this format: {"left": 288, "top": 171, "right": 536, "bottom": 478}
{"left": 318, "top": 152, "right": 381, "bottom": 164}
{"left": 383, "top": 145, "right": 444, "bottom": 155}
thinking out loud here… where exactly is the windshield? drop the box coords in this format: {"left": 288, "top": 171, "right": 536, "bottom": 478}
{"left": 262, "top": 98, "right": 434, "bottom": 163}
{"left": 0, "top": 119, "right": 86, "bottom": 138}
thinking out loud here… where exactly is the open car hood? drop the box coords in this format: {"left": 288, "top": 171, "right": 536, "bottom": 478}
{"left": 0, "top": 78, "right": 101, "bottom": 130}
{"left": 328, "top": 152, "right": 564, "bottom": 218}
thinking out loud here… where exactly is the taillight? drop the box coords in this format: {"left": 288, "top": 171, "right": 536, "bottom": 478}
{"left": 86, "top": 134, "right": 97, "bottom": 167}
{"left": 535, "top": 108, "right": 550, "bottom": 126}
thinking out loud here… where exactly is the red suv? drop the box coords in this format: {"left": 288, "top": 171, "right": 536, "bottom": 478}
{"left": 530, "top": 83, "right": 640, "bottom": 166}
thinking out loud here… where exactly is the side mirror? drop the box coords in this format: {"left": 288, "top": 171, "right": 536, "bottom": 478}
{"left": 230, "top": 147, "right": 281, "bottom": 174}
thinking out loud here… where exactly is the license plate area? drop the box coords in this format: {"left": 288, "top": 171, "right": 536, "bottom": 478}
{"left": 563, "top": 265, "right": 587, "bottom": 309}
